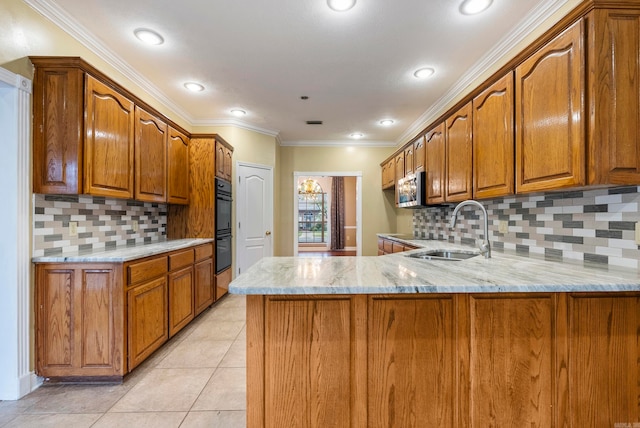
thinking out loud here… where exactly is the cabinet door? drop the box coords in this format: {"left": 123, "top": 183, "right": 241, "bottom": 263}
{"left": 224, "top": 147, "right": 233, "bottom": 181}
{"left": 35, "top": 263, "right": 124, "bottom": 377}
{"left": 167, "top": 126, "right": 190, "bottom": 205}
{"left": 369, "top": 295, "right": 455, "bottom": 427}
{"left": 414, "top": 136, "right": 426, "bottom": 173}
{"left": 215, "top": 141, "right": 226, "bottom": 179}
{"left": 425, "top": 123, "right": 446, "bottom": 205}
{"left": 168, "top": 266, "right": 194, "bottom": 337}
{"left": 381, "top": 159, "right": 395, "bottom": 189}
{"left": 395, "top": 152, "right": 405, "bottom": 183}
{"left": 516, "top": 20, "right": 585, "bottom": 193}
{"left": 135, "top": 107, "right": 167, "bottom": 202}
{"left": 473, "top": 72, "right": 515, "bottom": 199}
{"left": 194, "top": 257, "right": 214, "bottom": 315}
{"left": 589, "top": 9, "right": 640, "bottom": 185}
{"left": 84, "top": 75, "right": 135, "bottom": 199}
{"left": 215, "top": 267, "right": 231, "bottom": 301}
{"left": 404, "top": 144, "right": 415, "bottom": 176}
{"left": 128, "top": 276, "right": 168, "bottom": 370}
{"left": 445, "top": 102, "right": 473, "bottom": 202}
{"left": 32, "top": 66, "right": 84, "bottom": 194}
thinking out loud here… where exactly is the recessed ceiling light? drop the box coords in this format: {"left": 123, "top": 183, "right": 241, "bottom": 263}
{"left": 230, "top": 109, "right": 246, "bottom": 117}
{"left": 133, "top": 28, "right": 164, "bottom": 45}
{"left": 183, "top": 82, "right": 204, "bottom": 92}
{"left": 413, "top": 67, "right": 435, "bottom": 79}
{"left": 350, "top": 133, "right": 364, "bottom": 139}
{"left": 327, "top": 0, "right": 356, "bottom": 12}
{"left": 379, "top": 119, "right": 394, "bottom": 126}
{"left": 459, "top": 0, "right": 493, "bottom": 15}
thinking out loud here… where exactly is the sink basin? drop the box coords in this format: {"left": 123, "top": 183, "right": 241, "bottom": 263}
{"left": 406, "top": 249, "right": 479, "bottom": 261}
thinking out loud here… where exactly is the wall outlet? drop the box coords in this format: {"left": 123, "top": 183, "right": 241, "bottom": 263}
{"left": 69, "top": 221, "right": 78, "bottom": 237}
{"left": 132, "top": 220, "right": 139, "bottom": 233}
{"left": 635, "top": 222, "right": 640, "bottom": 245}
{"left": 498, "top": 220, "right": 508, "bottom": 234}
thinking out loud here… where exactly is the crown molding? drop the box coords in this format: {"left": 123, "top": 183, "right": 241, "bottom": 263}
{"left": 24, "top": 0, "right": 196, "bottom": 126}
{"left": 191, "top": 118, "right": 280, "bottom": 137}
{"left": 396, "top": 0, "right": 570, "bottom": 145}
{"left": 279, "top": 140, "right": 396, "bottom": 147}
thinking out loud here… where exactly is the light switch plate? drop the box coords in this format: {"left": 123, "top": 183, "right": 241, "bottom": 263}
{"left": 635, "top": 222, "right": 640, "bottom": 245}
{"left": 499, "top": 220, "right": 508, "bottom": 234}
{"left": 69, "top": 221, "right": 78, "bottom": 237}
{"left": 132, "top": 220, "right": 139, "bottom": 233}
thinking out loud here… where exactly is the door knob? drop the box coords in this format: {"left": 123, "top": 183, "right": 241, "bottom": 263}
{"left": 265, "top": 231, "right": 271, "bottom": 236}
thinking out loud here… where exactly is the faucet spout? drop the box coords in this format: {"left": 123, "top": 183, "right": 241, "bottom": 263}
{"left": 449, "top": 199, "right": 491, "bottom": 259}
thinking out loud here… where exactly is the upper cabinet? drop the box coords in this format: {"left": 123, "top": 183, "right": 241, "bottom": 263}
{"left": 425, "top": 123, "right": 445, "bottom": 205}
{"left": 30, "top": 57, "right": 204, "bottom": 204}
{"left": 167, "top": 127, "right": 190, "bottom": 205}
{"left": 215, "top": 138, "right": 233, "bottom": 182}
{"left": 588, "top": 8, "right": 640, "bottom": 185}
{"left": 445, "top": 102, "right": 473, "bottom": 202}
{"left": 414, "top": 136, "right": 426, "bottom": 174}
{"left": 381, "top": 158, "right": 395, "bottom": 190}
{"left": 515, "top": 20, "right": 585, "bottom": 194}
{"left": 135, "top": 107, "right": 167, "bottom": 202}
{"left": 473, "top": 71, "right": 515, "bottom": 199}
{"left": 404, "top": 144, "right": 414, "bottom": 176}
{"left": 84, "top": 75, "right": 135, "bottom": 199}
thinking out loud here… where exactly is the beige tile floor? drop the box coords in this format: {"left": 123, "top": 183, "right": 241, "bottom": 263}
{"left": 0, "top": 294, "right": 247, "bottom": 428}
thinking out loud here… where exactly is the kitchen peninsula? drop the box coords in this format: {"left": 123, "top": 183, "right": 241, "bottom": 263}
{"left": 230, "top": 237, "right": 640, "bottom": 427}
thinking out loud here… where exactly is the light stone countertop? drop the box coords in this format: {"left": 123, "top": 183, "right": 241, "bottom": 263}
{"left": 229, "top": 234, "right": 640, "bottom": 295}
{"left": 32, "top": 238, "right": 214, "bottom": 263}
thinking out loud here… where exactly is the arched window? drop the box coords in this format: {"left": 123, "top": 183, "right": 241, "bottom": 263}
{"left": 297, "top": 179, "right": 328, "bottom": 243}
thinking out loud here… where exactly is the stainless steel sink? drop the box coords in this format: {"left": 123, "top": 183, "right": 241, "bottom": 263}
{"left": 406, "top": 249, "right": 480, "bottom": 261}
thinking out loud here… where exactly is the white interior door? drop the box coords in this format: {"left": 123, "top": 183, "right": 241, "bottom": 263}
{"left": 236, "top": 162, "right": 273, "bottom": 275}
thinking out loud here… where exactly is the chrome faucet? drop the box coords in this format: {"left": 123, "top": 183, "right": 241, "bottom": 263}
{"left": 449, "top": 199, "right": 491, "bottom": 259}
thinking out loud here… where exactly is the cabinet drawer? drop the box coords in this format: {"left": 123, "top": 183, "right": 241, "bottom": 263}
{"left": 392, "top": 243, "right": 406, "bottom": 253}
{"left": 128, "top": 257, "right": 167, "bottom": 286}
{"left": 378, "top": 238, "right": 384, "bottom": 251}
{"left": 382, "top": 239, "right": 393, "bottom": 254}
{"left": 169, "top": 249, "right": 195, "bottom": 271}
{"left": 194, "top": 243, "right": 213, "bottom": 262}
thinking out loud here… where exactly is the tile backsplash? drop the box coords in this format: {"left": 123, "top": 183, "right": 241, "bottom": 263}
{"left": 33, "top": 194, "right": 167, "bottom": 257}
{"left": 413, "top": 186, "right": 640, "bottom": 269}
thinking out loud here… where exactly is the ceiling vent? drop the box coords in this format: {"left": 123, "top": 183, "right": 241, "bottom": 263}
{"left": 306, "top": 120, "right": 323, "bottom": 125}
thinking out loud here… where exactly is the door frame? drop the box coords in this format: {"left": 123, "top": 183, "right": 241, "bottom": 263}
{"left": 293, "top": 171, "right": 363, "bottom": 256}
{"left": 236, "top": 161, "right": 274, "bottom": 276}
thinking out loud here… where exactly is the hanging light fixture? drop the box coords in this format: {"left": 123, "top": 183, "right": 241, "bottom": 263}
{"left": 298, "top": 178, "right": 319, "bottom": 194}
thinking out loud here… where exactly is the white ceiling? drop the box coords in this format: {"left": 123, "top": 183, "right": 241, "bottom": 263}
{"left": 28, "top": 0, "right": 569, "bottom": 145}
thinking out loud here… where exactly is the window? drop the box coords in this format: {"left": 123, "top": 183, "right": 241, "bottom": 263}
{"left": 297, "top": 179, "right": 328, "bottom": 243}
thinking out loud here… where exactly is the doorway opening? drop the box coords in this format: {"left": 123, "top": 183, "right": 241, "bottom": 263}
{"left": 293, "top": 172, "right": 362, "bottom": 257}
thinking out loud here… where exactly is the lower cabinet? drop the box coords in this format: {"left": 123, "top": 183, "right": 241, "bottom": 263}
{"left": 35, "top": 263, "right": 125, "bottom": 378}
{"left": 35, "top": 242, "right": 216, "bottom": 379}
{"left": 127, "top": 276, "right": 168, "bottom": 370}
{"left": 247, "top": 292, "right": 640, "bottom": 427}
{"left": 377, "top": 237, "right": 418, "bottom": 255}
{"left": 216, "top": 267, "right": 231, "bottom": 301}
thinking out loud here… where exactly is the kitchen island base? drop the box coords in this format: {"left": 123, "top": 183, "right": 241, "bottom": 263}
{"left": 247, "top": 293, "right": 640, "bottom": 427}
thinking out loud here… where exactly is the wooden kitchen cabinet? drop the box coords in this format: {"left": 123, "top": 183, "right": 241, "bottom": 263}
{"left": 84, "top": 75, "right": 135, "bottom": 199}
{"left": 194, "top": 243, "right": 215, "bottom": 315}
{"left": 215, "top": 138, "right": 234, "bottom": 182}
{"left": 377, "top": 237, "right": 417, "bottom": 255}
{"left": 445, "top": 102, "right": 473, "bottom": 202}
{"left": 216, "top": 268, "right": 231, "bottom": 301}
{"left": 516, "top": 19, "right": 585, "bottom": 193}
{"left": 394, "top": 152, "right": 405, "bottom": 184}
{"left": 135, "top": 106, "right": 167, "bottom": 202}
{"left": 473, "top": 72, "right": 515, "bottom": 199}
{"left": 404, "top": 144, "right": 414, "bottom": 176}
{"left": 380, "top": 158, "right": 395, "bottom": 189}
{"left": 414, "top": 135, "right": 426, "bottom": 173}
{"left": 167, "top": 126, "right": 190, "bottom": 205}
{"left": 35, "top": 263, "right": 125, "bottom": 378}
{"left": 587, "top": 8, "right": 640, "bottom": 185}
{"left": 425, "top": 123, "right": 446, "bottom": 205}
{"left": 126, "top": 255, "right": 169, "bottom": 370}
{"left": 168, "top": 249, "right": 195, "bottom": 337}
{"left": 32, "top": 65, "right": 84, "bottom": 194}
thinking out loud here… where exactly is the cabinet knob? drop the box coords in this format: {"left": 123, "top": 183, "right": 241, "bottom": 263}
{"left": 265, "top": 231, "right": 271, "bottom": 236}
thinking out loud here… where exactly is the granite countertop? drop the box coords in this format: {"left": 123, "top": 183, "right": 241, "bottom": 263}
{"left": 229, "top": 233, "right": 640, "bottom": 295}
{"left": 32, "top": 238, "right": 214, "bottom": 263}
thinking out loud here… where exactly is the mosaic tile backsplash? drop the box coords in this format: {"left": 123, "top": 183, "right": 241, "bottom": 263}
{"left": 413, "top": 186, "right": 640, "bottom": 269}
{"left": 33, "top": 194, "right": 167, "bottom": 257}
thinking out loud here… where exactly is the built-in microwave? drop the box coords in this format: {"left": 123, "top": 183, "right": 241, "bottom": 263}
{"left": 397, "top": 171, "right": 426, "bottom": 208}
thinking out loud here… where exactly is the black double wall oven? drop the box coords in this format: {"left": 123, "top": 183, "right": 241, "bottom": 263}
{"left": 215, "top": 177, "right": 232, "bottom": 273}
